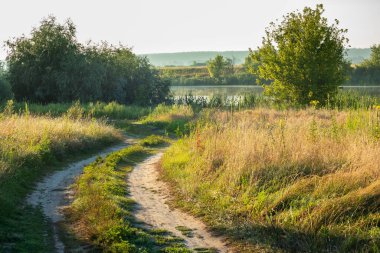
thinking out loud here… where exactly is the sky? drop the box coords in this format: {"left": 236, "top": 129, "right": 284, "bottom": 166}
{"left": 1, "top": 0, "right": 379, "bottom": 59}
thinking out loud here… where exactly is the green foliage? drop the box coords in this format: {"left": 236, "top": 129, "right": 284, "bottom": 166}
{"left": 248, "top": 4, "right": 349, "bottom": 105}
{"left": 0, "top": 63, "right": 12, "bottom": 102}
{"left": 6, "top": 16, "right": 80, "bottom": 103}
{"left": 5, "top": 16, "right": 169, "bottom": 105}
{"left": 206, "top": 55, "right": 234, "bottom": 82}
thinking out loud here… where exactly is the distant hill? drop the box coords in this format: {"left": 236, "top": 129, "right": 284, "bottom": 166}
{"left": 141, "top": 48, "right": 371, "bottom": 67}
{"left": 346, "top": 48, "right": 371, "bottom": 64}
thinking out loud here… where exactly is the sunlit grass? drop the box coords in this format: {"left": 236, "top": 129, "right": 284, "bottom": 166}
{"left": 0, "top": 113, "right": 122, "bottom": 251}
{"left": 161, "top": 107, "right": 380, "bottom": 252}
{"left": 140, "top": 104, "right": 194, "bottom": 135}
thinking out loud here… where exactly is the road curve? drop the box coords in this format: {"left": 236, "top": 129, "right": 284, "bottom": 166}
{"left": 27, "top": 137, "right": 136, "bottom": 253}
{"left": 128, "top": 152, "right": 230, "bottom": 252}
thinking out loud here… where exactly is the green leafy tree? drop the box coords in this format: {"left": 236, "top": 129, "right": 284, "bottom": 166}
{"left": 207, "top": 55, "right": 234, "bottom": 82}
{"left": 247, "top": 4, "right": 349, "bottom": 105}
{"left": 6, "top": 16, "right": 80, "bottom": 103}
{"left": 5, "top": 16, "right": 169, "bottom": 105}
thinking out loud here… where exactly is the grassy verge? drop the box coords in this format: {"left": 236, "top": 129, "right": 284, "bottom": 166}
{"left": 0, "top": 113, "right": 123, "bottom": 252}
{"left": 7, "top": 101, "right": 151, "bottom": 120}
{"left": 65, "top": 135, "right": 191, "bottom": 252}
{"left": 161, "top": 108, "right": 380, "bottom": 252}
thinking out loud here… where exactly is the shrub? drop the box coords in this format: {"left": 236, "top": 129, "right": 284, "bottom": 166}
{"left": 6, "top": 16, "right": 169, "bottom": 105}
{"left": 248, "top": 5, "right": 349, "bottom": 105}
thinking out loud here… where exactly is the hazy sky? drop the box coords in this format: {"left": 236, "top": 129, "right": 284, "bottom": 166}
{"left": 1, "top": 0, "right": 379, "bottom": 59}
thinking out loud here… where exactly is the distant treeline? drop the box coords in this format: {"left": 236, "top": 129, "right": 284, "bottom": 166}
{"left": 161, "top": 45, "right": 380, "bottom": 87}
{"left": 160, "top": 65, "right": 256, "bottom": 86}
{"left": 1, "top": 17, "right": 170, "bottom": 104}
{"left": 160, "top": 65, "right": 380, "bottom": 86}
{"left": 346, "top": 66, "right": 380, "bottom": 85}
{"left": 143, "top": 49, "right": 371, "bottom": 67}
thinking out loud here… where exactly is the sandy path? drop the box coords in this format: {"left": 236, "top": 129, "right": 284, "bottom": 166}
{"left": 26, "top": 137, "right": 136, "bottom": 253}
{"left": 128, "top": 152, "right": 230, "bottom": 252}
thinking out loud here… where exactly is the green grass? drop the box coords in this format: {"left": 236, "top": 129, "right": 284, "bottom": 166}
{"left": 140, "top": 104, "right": 194, "bottom": 136}
{"left": 139, "top": 135, "right": 171, "bottom": 147}
{"left": 65, "top": 137, "right": 190, "bottom": 252}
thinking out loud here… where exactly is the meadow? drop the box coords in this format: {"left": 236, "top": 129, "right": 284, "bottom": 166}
{"left": 161, "top": 107, "right": 380, "bottom": 252}
{"left": 0, "top": 102, "right": 123, "bottom": 252}
{"left": 2, "top": 7, "right": 379, "bottom": 252}
{"left": 1, "top": 94, "right": 380, "bottom": 252}
{"left": 0, "top": 100, "right": 197, "bottom": 252}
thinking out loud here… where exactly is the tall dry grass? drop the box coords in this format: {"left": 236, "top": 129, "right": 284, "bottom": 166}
{"left": 0, "top": 115, "right": 122, "bottom": 172}
{"left": 162, "top": 108, "right": 380, "bottom": 252}
{"left": 0, "top": 113, "right": 122, "bottom": 248}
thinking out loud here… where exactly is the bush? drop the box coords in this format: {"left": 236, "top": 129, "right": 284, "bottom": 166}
{"left": 6, "top": 16, "right": 169, "bottom": 105}
{"left": 248, "top": 5, "right": 349, "bottom": 105}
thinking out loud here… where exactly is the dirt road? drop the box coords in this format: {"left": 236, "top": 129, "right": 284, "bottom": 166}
{"left": 128, "top": 152, "right": 230, "bottom": 252}
{"left": 27, "top": 139, "right": 230, "bottom": 252}
{"left": 26, "top": 137, "right": 136, "bottom": 253}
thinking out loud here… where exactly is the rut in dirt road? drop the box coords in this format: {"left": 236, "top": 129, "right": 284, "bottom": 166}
{"left": 26, "top": 137, "right": 136, "bottom": 253}
{"left": 128, "top": 152, "right": 230, "bottom": 252}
